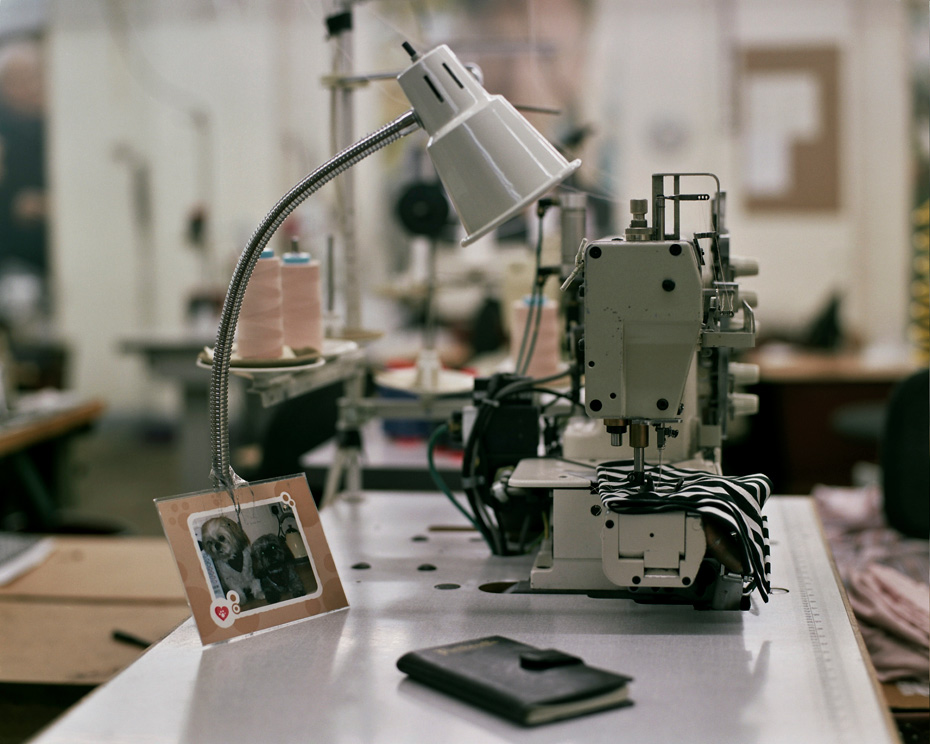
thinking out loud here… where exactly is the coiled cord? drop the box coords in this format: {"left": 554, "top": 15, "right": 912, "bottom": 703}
{"left": 210, "top": 109, "right": 421, "bottom": 496}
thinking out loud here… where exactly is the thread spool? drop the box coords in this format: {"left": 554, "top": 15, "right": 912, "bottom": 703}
{"left": 511, "top": 296, "right": 561, "bottom": 378}
{"left": 237, "top": 250, "right": 284, "bottom": 359}
{"left": 281, "top": 252, "right": 323, "bottom": 353}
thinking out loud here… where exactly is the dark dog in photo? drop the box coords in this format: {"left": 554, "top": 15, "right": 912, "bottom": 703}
{"left": 250, "top": 533, "right": 306, "bottom": 603}
{"left": 201, "top": 516, "right": 265, "bottom": 602}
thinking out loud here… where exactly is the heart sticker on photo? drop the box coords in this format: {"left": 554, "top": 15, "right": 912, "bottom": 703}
{"left": 209, "top": 598, "right": 236, "bottom": 628}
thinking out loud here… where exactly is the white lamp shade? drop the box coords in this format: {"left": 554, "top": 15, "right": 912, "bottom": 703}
{"left": 398, "top": 45, "right": 581, "bottom": 246}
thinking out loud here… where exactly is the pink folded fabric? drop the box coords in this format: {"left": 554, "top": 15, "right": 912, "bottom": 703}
{"left": 856, "top": 625, "right": 929, "bottom": 682}
{"left": 847, "top": 562, "right": 929, "bottom": 682}
{"left": 813, "top": 485, "right": 929, "bottom": 682}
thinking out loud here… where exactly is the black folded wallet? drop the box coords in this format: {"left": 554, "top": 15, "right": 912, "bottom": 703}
{"left": 397, "top": 635, "right": 633, "bottom": 726}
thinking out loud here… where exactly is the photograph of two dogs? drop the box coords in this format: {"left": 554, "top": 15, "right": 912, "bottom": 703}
{"left": 199, "top": 509, "right": 316, "bottom": 608}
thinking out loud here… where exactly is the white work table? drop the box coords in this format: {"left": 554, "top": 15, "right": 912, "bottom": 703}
{"left": 31, "top": 493, "right": 896, "bottom": 743}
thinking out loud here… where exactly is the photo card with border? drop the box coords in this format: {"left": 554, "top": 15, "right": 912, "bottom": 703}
{"left": 156, "top": 474, "right": 347, "bottom": 645}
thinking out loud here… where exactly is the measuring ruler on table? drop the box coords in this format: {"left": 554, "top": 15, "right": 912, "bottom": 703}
{"left": 778, "top": 499, "right": 896, "bottom": 743}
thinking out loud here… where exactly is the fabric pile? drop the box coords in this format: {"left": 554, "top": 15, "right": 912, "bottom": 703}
{"left": 814, "top": 484, "right": 929, "bottom": 683}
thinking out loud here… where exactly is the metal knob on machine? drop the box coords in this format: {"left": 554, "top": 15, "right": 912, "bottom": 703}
{"left": 728, "top": 392, "right": 759, "bottom": 417}
{"left": 729, "top": 256, "right": 760, "bottom": 277}
{"left": 625, "top": 198, "right": 652, "bottom": 241}
{"left": 729, "top": 362, "right": 760, "bottom": 386}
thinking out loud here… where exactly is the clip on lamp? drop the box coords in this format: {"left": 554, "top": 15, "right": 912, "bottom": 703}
{"left": 209, "top": 43, "right": 581, "bottom": 494}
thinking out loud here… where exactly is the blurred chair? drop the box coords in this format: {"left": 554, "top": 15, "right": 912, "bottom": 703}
{"left": 248, "top": 381, "right": 343, "bottom": 500}
{"left": 880, "top": 368, "right": 929, "bottom": 538}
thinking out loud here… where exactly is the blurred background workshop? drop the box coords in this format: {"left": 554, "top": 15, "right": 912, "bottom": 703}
{"left": 0, "top": 1, "right": 926, "bottom": 742}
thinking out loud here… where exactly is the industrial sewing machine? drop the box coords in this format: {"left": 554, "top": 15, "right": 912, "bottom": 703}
{"left": 458, "top": 173, "right": 764, "bottom": 610}
{"left": 200, "top": 36, "right": 767, "bottom": 611}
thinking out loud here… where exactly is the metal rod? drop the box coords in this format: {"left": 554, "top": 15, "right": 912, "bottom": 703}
{"left": 209, "top": 110, "right": 421, "bottom": 495}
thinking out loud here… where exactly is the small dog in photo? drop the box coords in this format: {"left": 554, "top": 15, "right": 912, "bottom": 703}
{"left": 250, "top": 533, "right": 305, "bottom": 603}
{"left": 201, "top": 516, "right": 265, "bottom": 602}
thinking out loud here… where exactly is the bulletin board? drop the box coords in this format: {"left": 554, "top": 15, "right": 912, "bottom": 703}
{"left": 739, "top": 46, "right": 841, "bottom": 213}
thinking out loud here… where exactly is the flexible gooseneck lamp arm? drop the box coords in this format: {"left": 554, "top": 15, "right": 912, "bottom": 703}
{"left": 209, "top": 43, "right": 580, "bottom": 497}
{"left": 209, "top": 110, "right": 420, "bottom": 493}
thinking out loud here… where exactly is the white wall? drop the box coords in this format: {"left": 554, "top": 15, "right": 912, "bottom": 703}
{"left": 585, "top": 0, "right": 911, "bottom": 348}
{"left": 733, "top": 0, "right": 911, "bottom": 347}
{"left": 48, "top": 2, "right": 330, "bottom": 411}
{"left": 44, "top": 0, "right": 915, "bottom": 413}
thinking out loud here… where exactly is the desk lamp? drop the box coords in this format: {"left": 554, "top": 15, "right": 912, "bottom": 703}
{"left": 209, "top": 43, "right": 581, "bottom": 494}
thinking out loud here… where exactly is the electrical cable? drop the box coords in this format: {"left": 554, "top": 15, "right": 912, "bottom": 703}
{"left": 462, "top": 394, "right": 509, "bottom": 554}
{"left": 426, "top": 423, "right": 495, "bottom": 551}
{"left": 514, "top": 290, "right": 538, "bottom": 375}
{"left": 461, "top": 366, "right": 577, "bottom": 555}
{"left": 495, "top": 368, "right": 573, "bottom": 401}
{"left": 515, "top": 207, "right": 548, "bottom": 375}
{"left": 465, "top": 430, "right": 504, "bottom": 554}
{"left": 516, "top": 513, "right": 531, "bottom": 554}
{"left": 534, "top": 387, "right": 576, "bottom": 411}
{"left": 519, "top": 276, "right": 548, "bottom": 376}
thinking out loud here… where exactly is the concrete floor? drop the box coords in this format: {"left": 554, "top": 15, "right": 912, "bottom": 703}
{"left": 67, "top": 417, "right": 184, "bottom": 537}
{"left": 1, "top": 417, "right": 186, "bottom": 743}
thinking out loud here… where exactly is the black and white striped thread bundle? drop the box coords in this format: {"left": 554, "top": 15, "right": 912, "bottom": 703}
{"left": 596, "top": 461, "right": 773, "bottom": 602}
